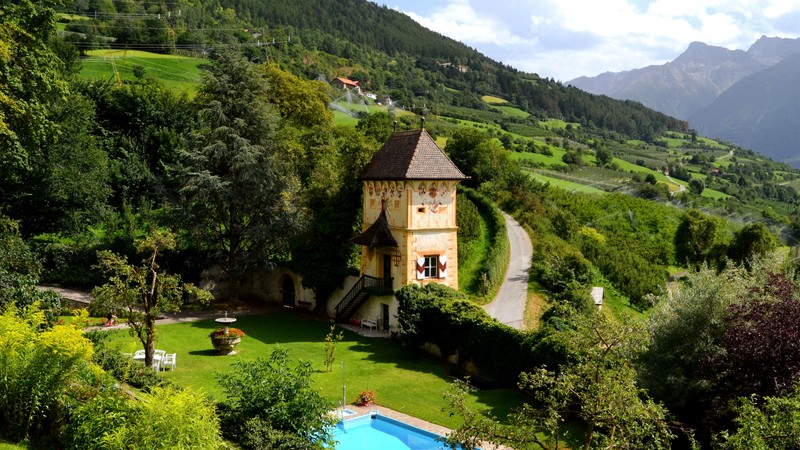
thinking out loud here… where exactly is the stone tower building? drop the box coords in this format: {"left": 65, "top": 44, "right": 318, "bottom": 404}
{"left": 334, "top": 127, "right": 467, "bottom": 330}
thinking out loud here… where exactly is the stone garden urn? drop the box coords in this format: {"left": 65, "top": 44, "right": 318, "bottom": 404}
{"left": 210, "top": 312, "right": 244, "bottom": 355}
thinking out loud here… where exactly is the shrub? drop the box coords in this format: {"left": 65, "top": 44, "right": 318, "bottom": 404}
{"left": 66, "top": 386, "right": 222, "bottom": 450}
{"left": 64, "top": 389, "right": 138, "bottom": 450}
{"left": 127, "top": 366, "right": 167, "bottom": 392}
{"left": 92, "top": 347, "right": 134, "bottom": 381}
{"left": 356, "top": 390, "right": 376, "bottom": 405}
{"left": 462, "top": 187, "right": 508, "bottom": 293}
{"left": 396, "top": 284, "right": 537, "bottom": 386}
{"left": 217, "top": 349, "right": 336, "bottom": 449}
{"left": 0, "top": 303, "right": 94, "bottom": 442}
{"left": 239, "top": 416, "right": 314, "bottom": 450}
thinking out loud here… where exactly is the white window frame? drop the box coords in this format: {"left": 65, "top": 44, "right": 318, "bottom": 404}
{"left": 423, "top": 255, "right": 439, "bottom": 278}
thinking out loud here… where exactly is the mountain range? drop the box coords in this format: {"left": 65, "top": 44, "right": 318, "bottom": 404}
{"left": 568, "top": 36, "right": 800, "bottom": 166}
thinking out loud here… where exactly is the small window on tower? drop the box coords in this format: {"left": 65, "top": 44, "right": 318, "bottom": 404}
{"left": 418, "top": 207, "right": 426, "bottom": 213}
{"left": 423, "top": 256, "right": 439, "bottom": 278}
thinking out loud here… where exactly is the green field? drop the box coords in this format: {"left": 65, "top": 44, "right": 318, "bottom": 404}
{"left": 512, "top": 150, "right": 567, "bottom": 168}
{"left": 540, "top": 118, "right": 579, "bottom": 130}
{"left": 481, "top": 94, "right": 507, "bottom": 104}
{"left": 524, "top": 170, "right": 606, "bottom": 194}
{"left": 493, "top": 105, "right": 530, "bottom": 118}
{"left": 332, "top": 110, "right": 360, "bottom": 126}
{"left": 78, "top": 49, "right": 206, "bottom": 93}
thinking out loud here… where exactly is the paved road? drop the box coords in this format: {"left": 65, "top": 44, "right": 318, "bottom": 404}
{"left": 482, "top": 212, "right": 532, "bottom": 329}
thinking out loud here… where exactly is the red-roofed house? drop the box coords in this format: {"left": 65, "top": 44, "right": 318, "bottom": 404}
{"left": 331, "top": 77, "right": 361, "bottom": 92}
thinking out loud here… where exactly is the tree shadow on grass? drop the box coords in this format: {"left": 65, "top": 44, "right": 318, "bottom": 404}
{"left": 188, "top": 349, "right": 220, "bottom": 356}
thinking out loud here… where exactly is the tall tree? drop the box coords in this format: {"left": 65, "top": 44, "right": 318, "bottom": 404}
{"left": 727, "top": 223, "right": 777, "bottom": 268}
{"left": 92, "top": 230, "right": 212, "bottom": 368}
{"left": 290, "top": 125, "right": 376, "bottom": 312}
{"left": 178, "top": 51, "right": 302, "bottom": 300}
{"left": 674, "top": 209, "right": 721, "bottom": 266}
{"left": 0, "top": 0, "right": 66, "bottom": 172}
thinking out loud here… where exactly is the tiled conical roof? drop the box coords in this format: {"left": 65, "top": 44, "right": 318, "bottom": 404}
{"left": 351, "top": 209, "right": 397, "bottom": 248}
{"left": 360, "top": 129, "right": 467, "bottom": 181}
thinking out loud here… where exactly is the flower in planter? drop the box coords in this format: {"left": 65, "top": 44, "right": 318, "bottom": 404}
{"left": 356, "top": 390, "right": 376, "bottom": 405}
{"left": 209, "top": 327, "right": 246, "bottom": 339}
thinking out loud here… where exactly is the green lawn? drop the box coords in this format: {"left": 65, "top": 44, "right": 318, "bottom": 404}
{"left": 102, "top": 311, "right": 526, "bottom": 428}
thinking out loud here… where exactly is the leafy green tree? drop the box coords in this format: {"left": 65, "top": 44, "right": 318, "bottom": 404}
{"left": 717, "top": 384, "right": 800, "bottom": 450}
{"left": 92, "top": 230, "right": 212, "bottom": 368}
{"left": 290, "top": 125, "right": 375, "bottom": 311}
{"left": 445, "top": 127, "right": 515, "bottom": 187}
{"left": 688, "top": 178, "right": 704, "bottom": 195}
{"left": 262, "top": 63, "right": 332, "bottom": 128}
{"left": 0, "top": 0, "right": 67, "bottom": 173}
{"left": 637, "top": 261, "right": 786, "bottom": 441}
{"left": 78, "top": 77, "right": 193, "bottom": 211}
{"left": 178, "top": 51, "right": 302, "bottom": 300}
{"left": 0, "top": 2, "right": 111, "bottom": 235}
{"left": 217, "top": 348, "right": 336, "bottom": 449}
{"left": 594, "top": 147, "right": 613, "bottom": 167}
{"left": 674, "top": 209, "right": 720, "bottom": 266}
{"left": 9, "top": 92, "right": 110, "bottom": 235}
{"left": 727, "top": 223, "right": 777, "bottom": 268}
{"left": 356, "top": 111, "right": 395, "bottom": 144}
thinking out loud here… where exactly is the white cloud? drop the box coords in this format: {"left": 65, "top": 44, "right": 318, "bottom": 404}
{"left": 403, "top": 0, "right": 532, "bottom": 47}
{"left": 391, "top": 0, "right": 800, "bottom": 80}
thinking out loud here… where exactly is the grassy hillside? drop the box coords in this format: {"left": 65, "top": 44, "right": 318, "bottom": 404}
{"left": 78, "top": 50, "right": 205, "bottom": 94}
{"left": 75, "top": 44, "right": 798, "bottom": 230}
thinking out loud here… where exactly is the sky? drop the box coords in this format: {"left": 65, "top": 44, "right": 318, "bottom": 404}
{"left": 377, "top": 0, "right": 800, "bottom": 81}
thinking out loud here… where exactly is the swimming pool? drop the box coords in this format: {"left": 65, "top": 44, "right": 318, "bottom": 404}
{"left": 333, "top": 413, "right": 468, "bottom": 450}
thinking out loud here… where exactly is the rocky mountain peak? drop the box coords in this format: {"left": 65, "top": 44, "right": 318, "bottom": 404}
{"left": 747, "top": 36, "right": 800, "bottom": 65}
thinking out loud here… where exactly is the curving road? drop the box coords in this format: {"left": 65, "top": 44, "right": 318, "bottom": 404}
{"left": 482, "top": 212, "right": 532, "bottom": 329}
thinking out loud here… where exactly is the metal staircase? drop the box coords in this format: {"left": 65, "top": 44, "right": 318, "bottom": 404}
{"left": 334, "top": 275, "right": 393, "bottom": 321}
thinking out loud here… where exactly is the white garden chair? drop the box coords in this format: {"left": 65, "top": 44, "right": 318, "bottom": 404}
{"left": 162, "top": 353, "right": 177, "bottom": 371}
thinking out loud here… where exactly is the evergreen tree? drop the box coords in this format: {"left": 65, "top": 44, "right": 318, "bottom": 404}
{"left": 178, "top": 51, "right": 302, "bottom": 300}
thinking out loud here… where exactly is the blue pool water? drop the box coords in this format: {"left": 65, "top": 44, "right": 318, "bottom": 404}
{"left": 333, "top": 414, "right": 464, "bottom": 450}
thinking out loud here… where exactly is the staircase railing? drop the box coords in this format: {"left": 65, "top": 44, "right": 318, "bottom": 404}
{"left": 334, "top": 275, "right": 393, "bottom": 319}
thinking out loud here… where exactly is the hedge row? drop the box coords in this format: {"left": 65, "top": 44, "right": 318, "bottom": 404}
{"left": 396, "top": 284, "right": 550, "bottom": 387}
{"left": 461, "top": 186, "right": 509, "bottom": 293}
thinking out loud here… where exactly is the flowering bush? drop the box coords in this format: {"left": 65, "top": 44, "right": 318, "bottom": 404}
{"left": 209, "top": 327, "right": 245, "bottom": 339}
{"left": 356, "top": 390, "right": 376, "bottom": 405}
